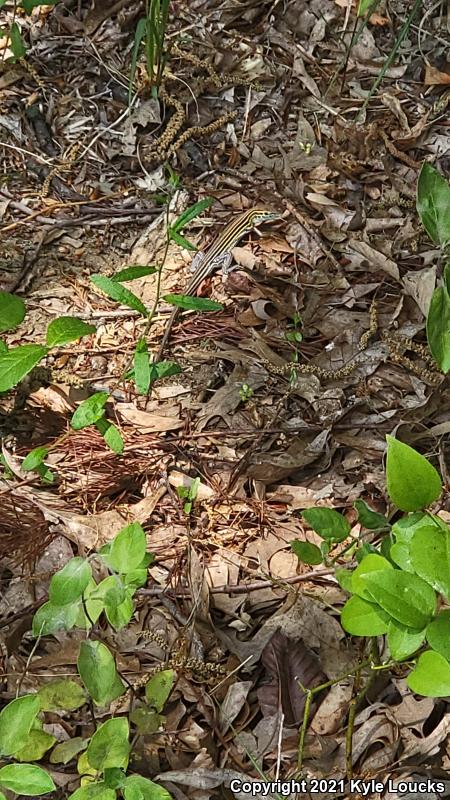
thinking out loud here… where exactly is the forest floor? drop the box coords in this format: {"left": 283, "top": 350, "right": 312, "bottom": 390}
{"left": 1, "top": 0, "right": 450, "bottom": 797}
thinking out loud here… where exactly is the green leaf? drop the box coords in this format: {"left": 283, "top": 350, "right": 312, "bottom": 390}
{"left": 69, "top": 782, "right": 116, "bottom": 800}
{"left": 49, "top": 557, "right": 92, "bottom": 606}
{"left": 417, "top": 162, "right": 450, "bottom": 248}
{"left": 0, "top": 344, "right": 48, "bottom": 392}
{"left": 353, "top": 500, "right": 389, "bottom": 530}
{"left": 50, "top": 737, "right": 88, "bottom": 765}
{"left": 0, "top": 695, "right": 40, "bottom": 757}
{"left": 362, "top": 570, "right": 436, "bottom": 629}
{"left": 341, "top": 595, "right": 389, "bottom": 636}
{"left": 410, "top": 524, "right": 450, "bottom": 599}
{"left": 385, "top": 435, "right": 442, "bottom": 512}
{"left": 291, "top": 540, "right": 323, "bottom": 565}
{"left": 10, "top": 23, "right": 27, "bottom": 59}
{"left": 407, "top": 650, "right": 450, "bottom": 697}
{"left": 109, "top": 522, "right": 147, "bottom": 573}
{"left": 387, "top": 619, "right": 426, "bottom": 661}
{"left": 145, "top": 669, "right": 174, "bottom": 711}
{"left": 171, "top": 197, "right": 214, "bottom": 233}
{"left": 335, "top": 567, "right": 353, "bottom": 592}
{"left": 357, "top": 0, "right": 377, "bottom": 15}
{"left": 112, "top": 266, "right": 157, "bottom": 282}
{"left": 426, "top": 610, "right": 450, "bottom": 660}
{"left": 21, "top": 446, "right": 48, "bottom": 472}
{"left": 162, "top": 294, "right": 222, "bottom": 312}
{"left": 0, "top": 764, "right": 55, "bottom": 795}
{"left": 74, "top": 578, "right": 105, "bottom": 630}
{"left": 129, "top": 17, "right": 147, "bottom": 103}
{"left": 129, "top": 707, "right": 162, "bottom": 735}
{"left": 168, "top": 229, "right": 197, "bottom": 251}
{"left": 71, "top": 392, "right": 109, "bottom": 430}
{"left": 0, "top": 291, "right": 25, "bottom": 333}
{"left": 46, "top": 316, "right": 96, "bottom": 347}
{"left": 134, "top": 338, "right": 151, "bottom": 395}
{"left": 426, "top": 284, "right": 450, "bottom": 373}
{"left": 301, "top": 507, "right": 350, "bottom": 542}
{"left": 103, "top": 768, "right": 127, "bottom": 790}
{"left": 77, "top": 641, "right": 125, "bottom": 707}
{"left": 86, "top": 718, "right": 130, "bottom": 771}
{"left": 123, "top": 776, "right": 174, "bottom": 800}
{"left": 105, "top": 589, "right": 134, "bottom": 630}
{"left": 14, "top": 729, "right": 56, "bottom": 762}
{"left": 91, "top": 274, "right": 148, "bottom": 316}
{"left": 38, "top": 679, "right": 86, "bottom": 712}
{"left": 95, "top": 417, "right": 124, "bottom": 454}
{"left": 32, "top": 599, "right": 79, "bottom": 636}
{"left": 351, "top": 554, "right": 394, "bottom": 600}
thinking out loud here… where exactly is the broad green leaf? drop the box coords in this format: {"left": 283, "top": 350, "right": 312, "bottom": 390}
{"left": 426, "top": 284, "right": 450, "bottom": 373}
{"left": 75, "top": 578, "right": 105, "bottom": 630}
{"left": 341, "top": 595, "right": 389, "bottom": 636}
{"left": 92, "top": 575, "right": 126, "bottom": 606}
{"left": 417, "top": 162, "right": 450, "bottom": 248}
{"left": 362, "top": 569, "right": 436, "bottom": 629}
{"left": 46, "top": 316, "right": 96, "bottom": 347}
{"left": 353, "top": 500, "right": 389, "bottom": 530}
{"left": 407, "top": 650, "right": 450, "bottom": 697}
{"left": 86, "top": 718, "right": 130, "bottom": 771}
{"left": 49, "top": 557, "right": 92, "bottom": 606}
{"left": 145, "top": 669, "right": 174, "bottom": 711}
{"left": 390, "top": 513, "right": 439, "bottom": 571}
{"left": 95, "top": 417, "right": 124, "bottom": 454}
{"left": 38, "top": 679, "right": 86, "bottom": 712}
{"left": 10, "top": 23, "right": 27, "bottom": 59}
{"left": 69, "top": 782, "right": 116, "bottom": 800}
{"left": 335, "top": 567, "right": 353, "bottom": 592}
{"left": 123, "top": 776, "right": 173, "bottom": 800}
{"left": 0, "top": 695, "right": 40, "bottom": 756}
{"left": 357, "top": 0, "right": 377, "bottom": 15}
{"left": 385, "top": 435, "right": 442, "bottom": 512}
{"left": 112, "top": 266, "right": 157, "bottom": 282}
{"left": 410, "top": 524, "right": 450, "bottom": 598}
{"left": 351, "top": 554, "right": 394, "bottom": 600}
{"left": 162, "top": 294, "right": 222, "bottom": 312}
{"left": 426, "top": 610, "right": 450, "bottom": 661}
{"left": 21, "top": 446, "right": 48, "bottom": 472}
{"left": 91, "top": 274, "right": 148, "bottom": 317}
{"left": 123, "top": 567, "right": 148, "bottom": 590}
{"left": 71, "top": 392, "right": 109, "bottom": 430}
{"left": 291, "top": 540, "right": 323, "bottom": 565}
{"left": 302, "top": 507, "right": 350, "bottom": 542}
{"left": 33, "top": 599, "right": 79, "bottom": 636}
{"left": 77, "top": 641, "right": 125, "bottom": 706}
{"left": 129, "top": 707, "right": 162, "bottom": 735}
{"left": 104, "top": 589, "right": 134, "bottom": 630}
{"left": 152, "top": 359, "right": 182, "bottom": 379}
{"left": 103, "top": 768, "right": 127, "bottom": 790}
{"left": 0, "top": 291, "right": 25, "bottom": 333}
{"left": 171, "top": 197, "right": 214, "bottom": 233}
{"left": 50, "top": 737, "right": 87, "bottom": 765}
{"left": 109, "top": 522, "right": 147, "bottom": 573}
{"left": 14, "top": 729, "right": 56, "bottom": 762}
{"left": 387, "top": 619, "right": 425, "bottom": 661}
{"left": 134, "top": 338, "right": 151, "bottom": 395}
{"left": 0, "top": 344, "right": 48, "bottom": 392}
{"left": 0, "top": 764, "right": 55, "bottom": 795}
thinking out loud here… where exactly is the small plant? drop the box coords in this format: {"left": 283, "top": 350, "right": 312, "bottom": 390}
{"left": 177, "top": 476, "right": 200, "bottom": 514}
{"left": 291, "top": 434, "right": 450, "bottom": 697}
{"left": 0, "top": 522, "right": 175, "bottom": 799}
{"left": 239, "top": 383, "right": 254, "bottom": 403}
{"left": 129, "top": 0, "right": 170, "bottom": 98}
{"left": 0, "top": 197, "right": 221, "bottom": 456}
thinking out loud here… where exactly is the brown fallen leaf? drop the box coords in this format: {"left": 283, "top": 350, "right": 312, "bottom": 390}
{"left": 424, "top": 63, "right": 450, "bottom": 86}
{"left": 257, "top": 628, "right": 327, "bottom": 725}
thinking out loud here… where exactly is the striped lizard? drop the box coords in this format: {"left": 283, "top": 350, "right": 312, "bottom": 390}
{"left": 156, "top": 206, "right": 282, "bottom": 360}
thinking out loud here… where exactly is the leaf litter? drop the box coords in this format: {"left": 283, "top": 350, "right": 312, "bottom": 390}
{"left": 1, "top": 0, "right": 450, "bottom": 796}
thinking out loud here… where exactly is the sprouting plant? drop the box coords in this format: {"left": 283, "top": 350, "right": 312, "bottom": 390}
{"left": 129, "top": 0, "right": 170, "bottom": 99}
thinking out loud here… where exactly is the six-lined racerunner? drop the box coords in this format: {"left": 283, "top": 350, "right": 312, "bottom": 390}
{"left": 156, "top": 206, "right": 282, "bottom": 360}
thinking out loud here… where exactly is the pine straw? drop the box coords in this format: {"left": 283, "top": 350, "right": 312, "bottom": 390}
{"left": 0, "top": 488, "right": 54, "bottom": 564}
